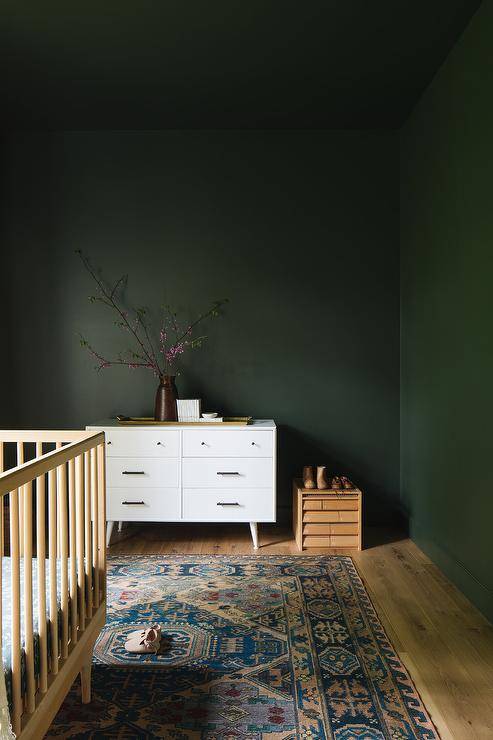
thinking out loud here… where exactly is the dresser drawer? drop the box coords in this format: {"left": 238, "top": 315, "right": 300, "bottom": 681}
{"left": 106, "top": 457, "right": 179, "bottom": 487}
{"left": 182, "top": 458, "right": 273, "bottom": 488}
{"left": 105, "top": 430, "right": 180, "bottom": 457}
{"left": 107, "top": 488, "right": 180, "bottom": 521}
{"left": 183, "top": 489, "right": 274, "bottom": 522}
{"left": 183, "top": 430, "right": 273, "bottom": 457}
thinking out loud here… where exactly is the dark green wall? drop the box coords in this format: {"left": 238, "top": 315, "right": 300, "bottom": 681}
{"left": 1, "top": 138, "right": 14, "bottom": 427}
{"left": 401, "top": 3, "right": 493, "bottom": 619}
{"left": 3, "top": 131, "right": 399, "bottom": 521}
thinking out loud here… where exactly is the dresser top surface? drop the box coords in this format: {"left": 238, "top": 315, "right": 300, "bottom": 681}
{"left": 87, "top": 418, "right": 276, "bottom": 431}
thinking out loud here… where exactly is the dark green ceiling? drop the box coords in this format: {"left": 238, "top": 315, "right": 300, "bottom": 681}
{"left": 1, "top": 1, "right": 481, "bottom": 130}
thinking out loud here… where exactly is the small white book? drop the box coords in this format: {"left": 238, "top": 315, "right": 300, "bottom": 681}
{"left": 177, "top": 399, "right": 201, "bottom": 422}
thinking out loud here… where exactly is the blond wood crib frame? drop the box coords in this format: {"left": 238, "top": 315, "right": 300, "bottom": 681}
{"left": 0, "top": 430, "right": 106, "bottom": 738}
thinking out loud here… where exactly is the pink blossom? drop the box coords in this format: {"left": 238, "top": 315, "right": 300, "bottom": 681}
{"left": 165, "top": 342, "right": 185, "bottom": 364}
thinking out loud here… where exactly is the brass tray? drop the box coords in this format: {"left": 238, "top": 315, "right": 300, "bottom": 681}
{"left": 116, "top": 416, "right": 252, "bottom": 426}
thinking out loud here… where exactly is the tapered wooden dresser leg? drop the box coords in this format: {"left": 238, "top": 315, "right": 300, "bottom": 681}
{"left": 106, "top": 521, "right": 114, "bottom": 547}
{"left": 250, "top": 522, "right": 259, "bottom": 549}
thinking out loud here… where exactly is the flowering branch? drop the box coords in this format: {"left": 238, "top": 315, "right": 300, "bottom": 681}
{"left": 78, "top": 336, "right": 155, "bottom": 372}
{"left": 77, "top": 251, "right": 228, "bottom": 378}
{"left": 77, "top": 251, "right": 159, "bottom": 371}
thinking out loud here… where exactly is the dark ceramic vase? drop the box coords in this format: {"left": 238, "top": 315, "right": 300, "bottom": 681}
{"left": 154, "top": 375, "right": 178, "bottom": 421}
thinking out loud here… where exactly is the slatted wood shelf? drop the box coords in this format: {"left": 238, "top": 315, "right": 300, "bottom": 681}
{"left": 293, "top": 478, "right": 362, "bottom": 551}
{"left": 303, "top": 510, "right": 358, "bottom": 523}
{"left": 303, "top": 523, "right": 359, "bottom": 535}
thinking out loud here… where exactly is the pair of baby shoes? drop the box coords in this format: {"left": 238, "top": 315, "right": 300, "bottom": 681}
{"left": 125, "top": 625, "right": 162, "bottom": 654}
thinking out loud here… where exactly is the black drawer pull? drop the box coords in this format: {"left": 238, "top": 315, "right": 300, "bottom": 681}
{"left": 122, "top": 471, "right": 145, "bottom": 475}
{"left": 121, "top": 501, "right": 145, "bottom": 506}
{"left": 217, "top": 471, "right": 240, "bottom": 476}
{"left": 217, "top": 502, "right": 240, "bottom": 506}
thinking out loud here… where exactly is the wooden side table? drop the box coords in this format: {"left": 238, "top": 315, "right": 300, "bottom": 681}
{"left": 293, "top": 478, "right": 362, "bottom": 551}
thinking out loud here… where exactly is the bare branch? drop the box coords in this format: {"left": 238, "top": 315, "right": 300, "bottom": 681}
{"left": 77, "top": 251, "right": 160, "bottom": 373}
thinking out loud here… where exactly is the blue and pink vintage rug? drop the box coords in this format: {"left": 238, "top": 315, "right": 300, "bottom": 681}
{"left": 47, "top": 555, "right": 438, "bottom": 738}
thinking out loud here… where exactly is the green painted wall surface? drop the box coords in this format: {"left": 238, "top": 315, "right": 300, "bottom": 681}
{"left": 401, "top": 3, "right": 493, "bottom": 619}
{"left": 1, "top": 138, "right": 15, "bottom": 427}
{"left": 3, "top": 131, "right": 399, "bottom": 521}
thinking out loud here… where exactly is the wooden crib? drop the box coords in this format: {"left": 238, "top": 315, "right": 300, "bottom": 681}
{"left": 0, "top": 430, "right": 106, "bottom": 738}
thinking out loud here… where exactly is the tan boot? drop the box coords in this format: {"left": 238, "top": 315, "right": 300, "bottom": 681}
{"left": 303, "top": 466, "right": 316, "bottom": 489}
{"left": 317, "top": 466, "right": 330, "bottom": 490}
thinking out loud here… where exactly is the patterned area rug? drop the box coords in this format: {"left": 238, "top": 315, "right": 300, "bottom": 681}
{"left": 47, "top": 555, "right": 439, "bottom": 739}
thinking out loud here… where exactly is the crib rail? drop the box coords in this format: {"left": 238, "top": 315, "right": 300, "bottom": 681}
{"left": 0, "top": 430, "right": 106, "bottom": 736}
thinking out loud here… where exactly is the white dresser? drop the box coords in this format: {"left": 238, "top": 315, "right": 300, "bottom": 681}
{"left": 87, "top": 419, "right": 277, "bottom": 549}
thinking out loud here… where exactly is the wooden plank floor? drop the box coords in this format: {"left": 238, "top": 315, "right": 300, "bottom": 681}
{"left": 109, "top": 522, "right": 493, "bottom": 739}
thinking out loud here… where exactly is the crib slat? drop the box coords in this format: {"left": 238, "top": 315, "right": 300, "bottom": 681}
{"left": 91, "top": 447, "right": 99, "bottom": 607}
{"left": 17, "top": 442, "right": 24, "bottom": 557}
{"left": 36, "top": 442, "right": 48, "bottom": 695}
{"left": 68, "top": 458, "right": 78, "bottom": 643}
{"left": 56, "top": 443, "right": 62, "bottom": 556}
{"left": 23, "top": 479, "right": 36, "bottom": 713}
{"left": 58, "top": 459, "right": 69, "bottom": 660}
{"left": 84, "top": 451, "right": 93, "bottom": 615}
{"left": 75, "top": 454, "right": 86, "bottom": 629}
{"left": 9, "top": 488, "right": 22, "bottom": 736}
{"left": 97, "top": 443, "right": 106, "bottom": 603}
{"left": 49, "top": 467, "right": 59, "bottom": 674}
